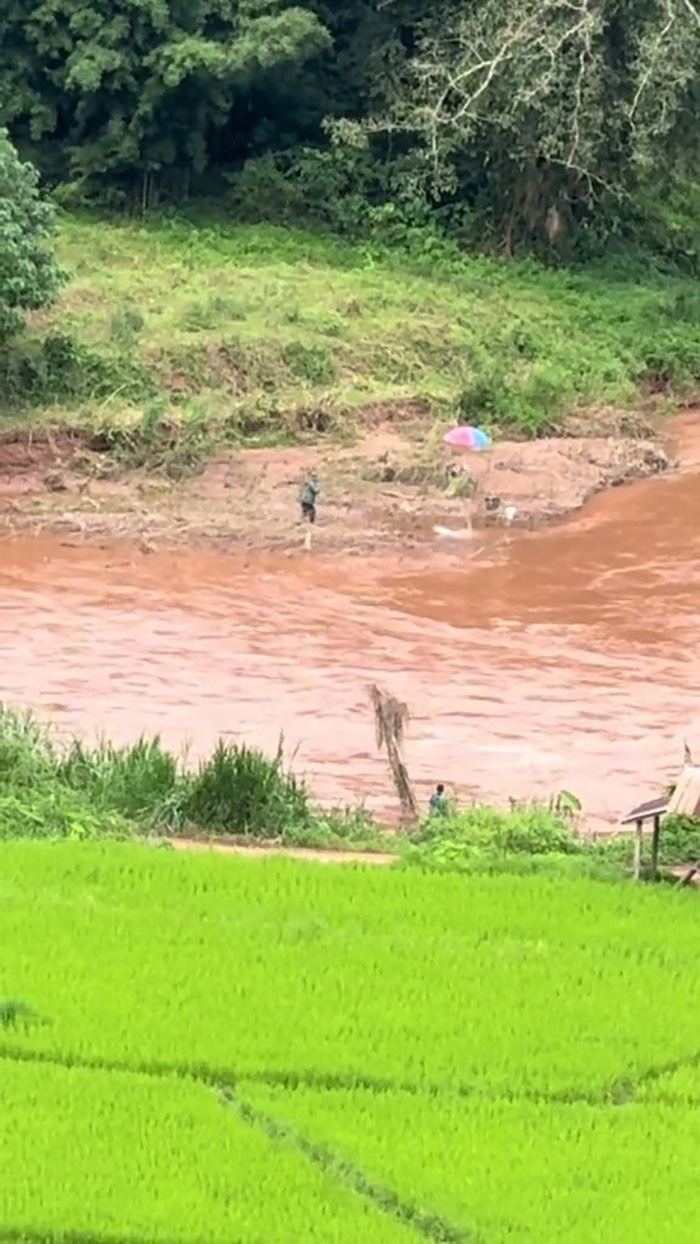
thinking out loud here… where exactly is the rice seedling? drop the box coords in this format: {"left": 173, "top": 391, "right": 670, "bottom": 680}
{"left": 1, "top": 841, "right": 699, "bottom": 1240}
{"left": 240, "top": 1082, "right": 700, "bottom": 1244}
{"left": 0, "top": 1060, "right": 417, "bottom": 1243}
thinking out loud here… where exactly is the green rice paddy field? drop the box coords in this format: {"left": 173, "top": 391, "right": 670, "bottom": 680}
{"left": 2, "top": 840, "right": 700, "bottom": 1243}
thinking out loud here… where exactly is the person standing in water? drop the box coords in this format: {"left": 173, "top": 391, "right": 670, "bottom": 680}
{"left": 300, "top": 473, "right": 319, "bottom": 524}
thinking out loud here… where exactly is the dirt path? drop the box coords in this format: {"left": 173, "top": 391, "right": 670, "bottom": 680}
{"left": 0, "top": 409, "right": 670, "bottom": 553}
{"left": 162, "top": 837, "right": 397, "bottom": 866}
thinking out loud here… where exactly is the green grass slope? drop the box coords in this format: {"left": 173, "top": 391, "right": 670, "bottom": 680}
{"left": 3, "top": 212, "right": 700, "bottom": 441}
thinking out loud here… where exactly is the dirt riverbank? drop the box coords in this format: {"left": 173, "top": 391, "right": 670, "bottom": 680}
{"left": 0, "top": 409, "right": 671, "bottom": 552}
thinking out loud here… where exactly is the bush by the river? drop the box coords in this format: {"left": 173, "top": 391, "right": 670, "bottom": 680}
{"left": 0, "top": 705, "right": 382, "bottom": 849}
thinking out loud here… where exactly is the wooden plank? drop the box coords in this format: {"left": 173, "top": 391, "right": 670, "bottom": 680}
{"left": 633, "top": 819, "right": 644, "bottom": 881}
{"left": 650, "top": 815, "right": 661, "bottom": 882}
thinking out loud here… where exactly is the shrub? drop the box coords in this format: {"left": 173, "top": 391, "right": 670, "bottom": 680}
{"left": 595, "top": 816, "right": 700, "bottom": 869}
{"left": 406, "top": 803, "right": 582, "bottom": 872}
{"left": 57, "top": 737, "right": 182, "bottom": 824}
{"left": 174, "top": 740, "right": 311, "bottom": 836}
{"left": 283, "top": 341, "right": 336, "bottom": 385}
{"left": 0, "top": 331, "right": 152, "bottom": 408}
{"left": 0, "top": 132, "right": 64, "bottom": 342}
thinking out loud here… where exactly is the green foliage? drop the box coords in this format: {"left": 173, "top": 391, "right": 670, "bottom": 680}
{"left": 0, "top": 330, "right": 153, "bottom": 410}
{"left": 0, "top": 706, "right": 383, "bottom": 848}
{"left": 597, "top": 815, "right": 700, "bottom": 868}
{"left": 0, "top": 787, "right": 131, "bottom": 842}
{"left": 0, "top": 704, "right": 55, "bottom": 785}
{"left": 280, "top": 805, "right": 387, "bottom": 851}
{"left": 283, "top": 340, "right": 336, "bottom": 385}
{"left": 176, "top": 740, "right": 311, "bottom": 835}
{"left": 226, "top": 144, "right": 432, "bottom": 244}
{"left": 57, "top": 737, "right": 182, "bottom": 824}
{"left": 9, "top": 212, "right": 700, "bottom": 440}
{"left": 1, "top": 0, "right": 700, "bottom": 264}
{"left": 406, "top": 803, "right": 583, "bottom": 873}
{"left": 0, "top": 2, "right": 332, "bottom": 193}
{"left": 0, "top": 131, "right": 63, "bottom": 341}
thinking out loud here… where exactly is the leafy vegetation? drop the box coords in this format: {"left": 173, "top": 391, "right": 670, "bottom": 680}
{"left": 3, "top": 0, "right": 700, "bottom": 262}
{"left": 402, "top": 797, "right": 700, "bottom": 879}
{"left": 0, "top": 1060, "right": 417, "bottom": 1243}
{"left": 4, "top": 212, "right": 700, "bottom": 443}
{"left": 2, "top": 842, "right": 700, "bottom": 1240}
{"left": 596, "top": 814, "right": 700, "bottom": 869}
{"left": 0, "top": 129, "right": 63, "bottom": 341}
{"left": 403, "top": 801, "right": 621, "bottom": 880}
{"left": 6, "top": 703, "right": 700, "bottom": 873}
{"left": 0, "top": 704, "right": 386, "bottom": 850}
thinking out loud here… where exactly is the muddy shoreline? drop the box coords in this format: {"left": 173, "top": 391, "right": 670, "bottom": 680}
{"left": 0, "top": 412, "right": 674, "bottom": 553}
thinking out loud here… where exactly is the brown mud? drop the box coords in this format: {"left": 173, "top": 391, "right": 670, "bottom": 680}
{"left": 0, "top": 412, "right": 668, "bottom": 553}
{"left": 0, "top": 412, "right": 698, "bottom": 826}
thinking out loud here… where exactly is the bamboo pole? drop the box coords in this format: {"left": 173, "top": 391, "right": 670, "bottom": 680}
{"left": 369, "top": 684, "right": 419, "bottom": 827}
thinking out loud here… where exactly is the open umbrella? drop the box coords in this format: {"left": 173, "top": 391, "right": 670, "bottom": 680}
{"left": 443, "top": 425, "right": 492, "bottom": 450}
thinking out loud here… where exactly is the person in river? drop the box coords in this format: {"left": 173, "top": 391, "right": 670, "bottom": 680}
{"left": 429, "top": 783, "right": 448, "bottom": 815}
{"left": 300, "top": 473, "right": 319, "bottom": 524}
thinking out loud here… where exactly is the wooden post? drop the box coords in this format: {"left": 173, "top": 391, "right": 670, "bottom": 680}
{"left": 650, "top": 815, "right": 661, "bottom": 882}
{"left": 633, "top": 818, "right": 644, "bottom": 880}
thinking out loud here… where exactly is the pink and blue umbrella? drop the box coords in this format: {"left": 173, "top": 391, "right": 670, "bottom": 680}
{"left": 443, "top": 425, "right": 492, "bottom": 450}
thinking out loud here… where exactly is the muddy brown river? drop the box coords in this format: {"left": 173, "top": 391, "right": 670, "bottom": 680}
{"left": 2, "top": 422, "right": 700, "bottom": 824}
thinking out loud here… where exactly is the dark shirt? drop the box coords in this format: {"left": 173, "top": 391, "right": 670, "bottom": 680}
{"left": 301, "top": 480, "right": 319, "bottom": 506}
{"left": 429, "top": 792, "right": 448, "bottom": 814}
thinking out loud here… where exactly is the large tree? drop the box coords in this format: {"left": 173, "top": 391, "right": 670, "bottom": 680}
{"left": 365, "top": 0, "right": 700, "bottom": 247}
{"left": 0, "top": 131, "right": 63, "bottom": 342}
{"left": 0, "top": 0, "right": 332, "bottom": 199}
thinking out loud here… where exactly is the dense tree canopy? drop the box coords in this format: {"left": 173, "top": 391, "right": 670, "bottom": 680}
{"left": 377, "top": 0, "right": 700, "bottom": 246}
{"left": 0, "top": 0, "right": 333, "bottom": 201}
{"left": 2, "top": 0, "right": 700, "bottom": 251}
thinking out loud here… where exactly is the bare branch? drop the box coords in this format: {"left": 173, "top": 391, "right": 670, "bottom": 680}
{"left": 630, "top": 0, "right": 676, "bottom": 119}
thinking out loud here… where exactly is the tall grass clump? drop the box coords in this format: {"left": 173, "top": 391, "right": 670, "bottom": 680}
{"left": 0, "top": 707, "right": 323, "bottom": 842}
{"left": 0, "top": 704, "right": 56, "bottom": 786}
{"left": 57, "top": 736, "right": 182, "bottom": 823}
{"left": 174, "top": 740, "right": 311, "bottom": 836}
{"left": 0, "top": 705, "right": 132, "bottom": 840}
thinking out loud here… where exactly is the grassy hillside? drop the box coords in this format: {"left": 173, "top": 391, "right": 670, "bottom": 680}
{"left": 3, "top": 211, "right": 700, "bottom": 444}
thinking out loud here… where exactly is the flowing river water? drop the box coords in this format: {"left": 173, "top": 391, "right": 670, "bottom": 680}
{"left": 2, "top": 419, "right": 700, "bottom": 824}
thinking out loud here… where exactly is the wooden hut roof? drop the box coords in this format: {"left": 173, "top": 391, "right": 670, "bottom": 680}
{"left": 620, "top": 794, "right": 669, "bottom": 826}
